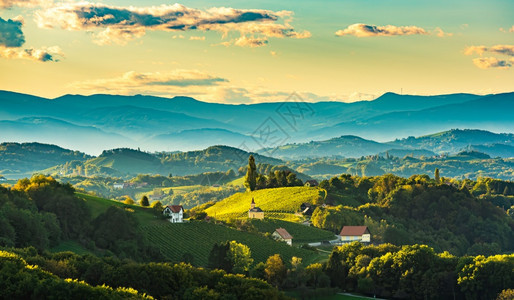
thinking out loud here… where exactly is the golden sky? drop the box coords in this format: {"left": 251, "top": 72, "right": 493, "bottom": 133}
{"left": 0, "top": 0, "right": 513, "bottom": 103}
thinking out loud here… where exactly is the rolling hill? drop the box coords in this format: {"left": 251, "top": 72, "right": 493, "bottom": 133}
{"left": 389, "top": 129, "right": 514, "bottom": 154}
{"left": 204, "top": 186, "right": 323, "bottom": 221}
{"left": 42, "top": 145, "right": 284, "bottom": 178}
{"left": 0, "top": 142, "right": 91, "bottom": 177}
{"left": 258, "top": 135, "right": 395, "bottom": 159}
{"left": 76, "top": 193, "right": 323, "bottom": 266}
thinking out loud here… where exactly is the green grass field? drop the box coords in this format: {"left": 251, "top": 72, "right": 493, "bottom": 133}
{"left": 50, "top": 240, "right": 94, "bottom": 255}
{"left": 204, "top": 186, "right": 322, "bottom": 220}
{"left": 141, "top": 221, "right": 321, "bottom": 266}
{"left": 76, "top": 192, "right": 159, "bottom": 224}
{"left": 227, "top": 177, "right": 245, "bottom": 187}
{"left": 248, "top": 219, "right": 336, "bottom": 243}
{"left": 73, "top": 192, "right": 326, "bottom": 267}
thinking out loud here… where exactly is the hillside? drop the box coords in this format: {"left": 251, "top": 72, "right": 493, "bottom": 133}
{"left": 149, "top": 128, "right": 256, "bottom": 151}
{"left": 204, "top": 186, "right": 323, "bottom": 221}
{"left": 389, "top": 129, "right": 514, "bottom": 154}
{"left": 43, "top": 145, "right": 284, "bottom": 178}
{"left": 0, "top": 142, "right": 90, "bottom": 178}
{"left": 467, "top": 143, "right": 514, "bottom": 158}
{"left": 77, "top": 192, "right": 322, "bottom": 266}
{"left": 259, "top": 135, "right": 393, "bottom": 159}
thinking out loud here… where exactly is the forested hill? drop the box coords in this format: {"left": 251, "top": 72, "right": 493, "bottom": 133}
{"left": 259, "top": 129, "right": 514, "bottom": 160}
{"left": 0, "top": 142, "right": 91, "bottom": 177}
{"left": 42, "top": 145, "right": 284, "bottom": 178}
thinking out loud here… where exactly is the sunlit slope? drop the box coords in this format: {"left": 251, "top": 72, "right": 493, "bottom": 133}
{"left": 205, "top": 186, "right": 324, "bottom": 220}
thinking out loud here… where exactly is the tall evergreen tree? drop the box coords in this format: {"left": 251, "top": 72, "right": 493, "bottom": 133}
{"left": 140, "top": 195, "right": 150, "bottom": 207}
{"left": 244, "top": 155, "right": 257, "bottom": 191}
{"left": 434, "top": 168, "right": 440, "bottom": 184}
{"left": 324, "top": 250, "right": 347, "bottom": 288}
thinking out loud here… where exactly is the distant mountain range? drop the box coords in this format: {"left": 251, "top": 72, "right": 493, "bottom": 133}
{"left": 259, "top": 129, "right": 514, "bottom": 160}
{"left": 2, "top": 129, "right": 514, "bottom": 179}
{"left": 1, "top": 90, "right": 512, "bottom": 155}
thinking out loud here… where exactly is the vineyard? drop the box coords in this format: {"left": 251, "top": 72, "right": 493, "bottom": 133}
{"left": 204, "top": 186, "right": 322, "bottom": 220}
{"left": 248, "top": 219, "right": 336, "bottom": 243}
{"left": 141, "top": 221, "right": 322, "bottom": 267}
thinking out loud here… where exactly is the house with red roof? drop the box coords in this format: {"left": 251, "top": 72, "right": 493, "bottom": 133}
{"left": 163, "top": 205, "right": 184, "bottom": 223}
{"left": 272, "top": 228, "right": 293, "bottom": 246}
{"left": 338, "top": 226, "right": 371, "bottom": 244}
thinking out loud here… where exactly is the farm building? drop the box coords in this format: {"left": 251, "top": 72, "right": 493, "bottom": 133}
{"left": 113, "top": 183, "right": 125, "bottom": 189}
{"left": 248, "top": 198, "right": 264, "bottom": 219}
{"left": 339, "top": 226, "right": 371, "bottom": 244}
{"left": 163, "top": 205, "right": 184, "bottom": 223}
{"left": 304, "top": 180, "right": 319, "bottom": 187}
{"left": 272, "top": 228, "right": 293, "bottom": 246}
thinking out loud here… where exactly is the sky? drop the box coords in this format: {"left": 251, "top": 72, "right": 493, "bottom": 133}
{"left": 0, "top": 0, "right": 513, "bottom": 103}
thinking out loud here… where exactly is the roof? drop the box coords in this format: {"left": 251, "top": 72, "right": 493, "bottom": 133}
{"left": 274, "top": 228, "right": 293, "bottom": 239}
{"left": 165, "top": 205, "right": 183, "bottom": 213}
{"left": 305, "top": 180, "right": 319, "bottom": 185}
{"left": 249, "top": 207, "right": 263, "bottom": 212}
{"left": 339, "top": 226, "right": 369, "bottom": 236}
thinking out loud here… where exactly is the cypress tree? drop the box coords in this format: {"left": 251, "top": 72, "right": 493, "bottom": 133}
{"left": 434, "top": 168, "right": 440, "bottom": 184}
{"left": 244, "top": 155, "right": 257, "bottom": 191}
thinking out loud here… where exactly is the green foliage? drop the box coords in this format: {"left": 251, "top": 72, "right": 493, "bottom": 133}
{"left": 0, "top": 142, "right": 90, "bottom": 177}
{"left": 208, "top": 241, "right": 254, "bottom": 274}
{"left": 245, "top": 155, "right": 257, "bottom": 191}
{"left": 1, "top": 249, "right": 287, "bottom": 300}
{"left": 0, "top": 250, "right": 151, "bottom": 299}
{"left": 327, "top": 242, "right": 514, "bottom": 299}
{"left": 228, "top": 241, "right": 254, "bottom": 274}
{"left": 140, "top": 195, "right": 149, "bottom": 207}
{"left": 265, "top": 254, "right": 287, "bottom": 287}
{"left": 311, "top": 174, "right": 514, "bottom": 255}
{"left": 13, "top": 175, "right": 91, "bottom": 240}
{"left": 458, "top": 254, "right": 514, "bottom": 300}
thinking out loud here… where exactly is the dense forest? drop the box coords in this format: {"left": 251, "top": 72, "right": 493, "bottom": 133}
{"left": 292, "top": 151, "right": 514, "bottom": 180}
{"left": 309, "top": 173, "right": 514, "bottom": 255}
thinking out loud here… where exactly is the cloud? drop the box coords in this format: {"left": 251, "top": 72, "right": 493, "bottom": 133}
{"left": 0, "top": 16, "right": 62, "bottom": 62}
{"left": 464, "top": 45, "right": 514, "bottom": 57}
{"left": 335, "top": 23, "right": 428, "bottom": 37}
{"left": 472, "top": 57, "right": 512, "bottom": 69}
{"left": 189, "top": 36, "right": 205, "bottom": 41}
{"left": 234, "top": 35, "right": 267, "bottom": 47}
{"left": 35, "top": 2, "right": 310, "bottom": 46}
{"left": 0, "top": 0, "right": 50, "bottom": 9}
{"left": 434, "top": 27, "right": 452, "bottom": 37}
{"left": 0, "top": 16, "right": 25, "bottom": 47}
{"left": 71, "top": 70, "right": 228, "bottom": 91}
{"left": 0, "top": 45, "right": 62, "bottom": 62}
{"left": 499, "top": 26, "right": 514, "bottom": 33}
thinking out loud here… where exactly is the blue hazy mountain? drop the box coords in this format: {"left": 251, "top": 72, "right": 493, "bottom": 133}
{"left": 0, "top": 90, "right": 512, "bottom": 154}
{"left": 314, "top": 93, "right": 514, "bottom": 141}
{"left": 0, "top": 117, "right": 133, "bottom": 155}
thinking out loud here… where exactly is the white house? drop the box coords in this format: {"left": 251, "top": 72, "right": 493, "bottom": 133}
{"left": 113, "top": 183, "right": 125, "bottom": 189}
{"left": 339, "top": 226, "right": 371, "bottom": 244}
{"left": 272, "top": 228, "right": 293, "bottom": 246}
{"left": 163, "top": 205, "right": 184, "bottom": 223}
